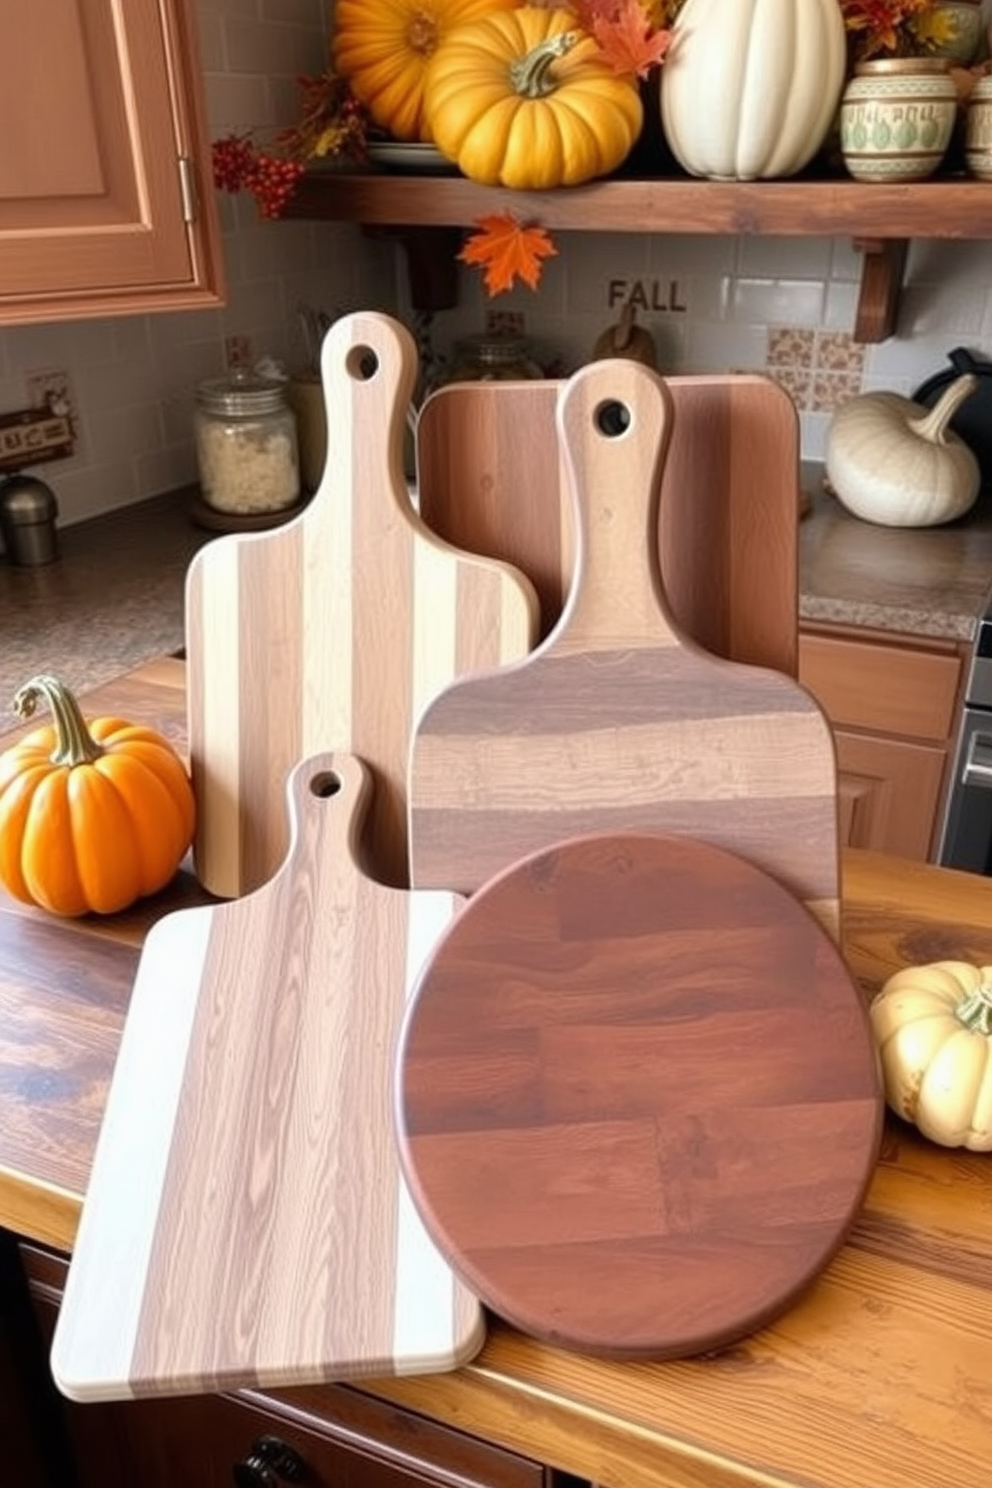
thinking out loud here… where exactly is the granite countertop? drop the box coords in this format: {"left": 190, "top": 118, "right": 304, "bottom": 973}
{"left": 2, "top": 476, "right": 992, "bottom": 709}
{"left": 799, "top": 474, "right": 992, "bottom": 642}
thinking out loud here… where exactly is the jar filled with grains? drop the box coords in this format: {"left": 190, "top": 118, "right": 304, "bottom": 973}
{"left": 193, "top": 373, "right": 300, "bottom": 515}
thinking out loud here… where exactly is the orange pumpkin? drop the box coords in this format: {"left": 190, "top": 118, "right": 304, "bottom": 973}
{"left": 332, "top": 0, "right": 522, "bottom": 143}
{"left": 0, "top": 674, "right": 195, "bottom": 917}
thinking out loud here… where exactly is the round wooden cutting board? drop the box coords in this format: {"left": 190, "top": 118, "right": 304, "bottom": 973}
{"left": 395, "top": 832, "right": 883, "bottom": 1361}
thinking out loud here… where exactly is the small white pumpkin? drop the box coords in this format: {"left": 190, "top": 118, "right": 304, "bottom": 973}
{"left": 659, "top": 0, "right": 846, "bottom": 180}
{"left": 825, "top": 375, "right": 981, "bottom": 528}
{"left": 870, "top": 960, "right": 992, "bottom": 1151}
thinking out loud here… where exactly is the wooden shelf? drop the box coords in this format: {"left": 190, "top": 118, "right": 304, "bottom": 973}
{"left": 288, "top": 171, "right": 992, "bottom": 340}
{"left": 290, "top": 171, "right": 992, "bottom": 238}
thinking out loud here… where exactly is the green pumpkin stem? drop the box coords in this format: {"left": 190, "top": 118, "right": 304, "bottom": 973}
{"left": 509, "top": 31, "right": 577, "bottom": 99}
{"left": 12, "top": 674, "right": 105, "bottom": 767}
{"left": 956, "top": 983, "right": 992, "bottom": 1037}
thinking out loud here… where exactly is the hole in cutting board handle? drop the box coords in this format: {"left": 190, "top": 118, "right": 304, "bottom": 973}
{"left": 309, "top": 769, "right": 343, "bottom": 799}
{"left": 595, "top": 399, "right": 630, "bottom": 437}
{"left": 346, "top": 345, "right": 379, "bottom": 381}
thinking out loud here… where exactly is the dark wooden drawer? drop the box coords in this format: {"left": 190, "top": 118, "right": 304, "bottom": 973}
{"left": 21, "top": 1243, "right": 562, "bottom": 1488}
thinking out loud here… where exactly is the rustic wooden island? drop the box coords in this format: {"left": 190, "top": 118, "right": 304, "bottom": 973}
{"left": 0, "top": 658, "right": 990, "bottom": 1488}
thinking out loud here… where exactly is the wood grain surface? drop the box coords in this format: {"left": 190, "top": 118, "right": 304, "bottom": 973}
{"left": 186, "top": 310, "right": 538, "bottom": 898}
{"left": 417, "top": 372, "right": 799, "bottom": 668}
{"left": 410, "top": 359, "right": 840, "bottom": 937}
{"left": 51, "top": 752, "right": 483, "bottom": 1401}
{"left": 397, "top": 830, "right": 882, "bottom": 1360}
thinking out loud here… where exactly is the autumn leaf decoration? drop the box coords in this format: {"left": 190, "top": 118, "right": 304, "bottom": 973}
{"left": 570, "top": 0, "right": 673, "bottom": 77}
{"left": 459, "top": 215, "right": 559, "bottom": 297}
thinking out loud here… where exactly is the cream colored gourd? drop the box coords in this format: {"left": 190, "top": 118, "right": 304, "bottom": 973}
{"left": 825, "top": 375, "right": 980, "bottom": 528}
{"left": 870, "top": 960, "right": 992, "bottom": 1150}
{"left": 659, "top": 0, "right": 846, "bottom": 180}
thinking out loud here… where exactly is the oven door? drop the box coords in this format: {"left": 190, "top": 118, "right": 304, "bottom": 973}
{"left": 938, "top": 703, "right": 992, "bottom": 875}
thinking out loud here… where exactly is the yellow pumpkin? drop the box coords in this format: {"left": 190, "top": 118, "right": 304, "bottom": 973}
{"left": 422, "top": 6, "right": 644, "bottom": 189}
{"left": 869, "top": 960, "right": 992, "bottom": 1151}
{"left": 0, "top": 674, "right": 195, "bottom": 917}
{"left": 332, "top": 0, "right": 521, "bottom": 144}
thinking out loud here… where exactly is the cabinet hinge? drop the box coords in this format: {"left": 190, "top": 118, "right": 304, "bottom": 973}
{"left": 178, "top": 156, "right": 197, "bottom": 224}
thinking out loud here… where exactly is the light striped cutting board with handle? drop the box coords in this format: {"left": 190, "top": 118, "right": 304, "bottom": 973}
{"left": 186, "top": 310, "right": 539, "bottom": 898}
{"left": 51, "top": 752, "right": 483, "bottom": 1401}
{"left": 410, "top": 359, "right": 840, "bottom": 940}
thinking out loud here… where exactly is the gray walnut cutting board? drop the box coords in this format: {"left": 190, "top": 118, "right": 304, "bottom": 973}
{"left": 410, "top": 359, "right": 840, "bottom": 939}
{"left": 51, "top": 753, "right": 483, "bottom": 1402}
{"left": 186, "top": 310, "right": 538, "bottom": 898}
{"left": 417, "top": 372, "right": 800, "bottom": 668}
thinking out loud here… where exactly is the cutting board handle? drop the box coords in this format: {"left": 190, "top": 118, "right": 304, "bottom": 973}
{"left": 552, "top": 359, "right": 680, "bottom": 655}
{"left": 276, "top": 750, "right": 372, "bottom": 884}
{"left": 318, "top": 310, "right": 418, "bottom": 519}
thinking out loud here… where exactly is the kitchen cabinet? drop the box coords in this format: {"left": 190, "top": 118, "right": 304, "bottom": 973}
{"left": 288, "top": 172, "right": 992, "bottom": 340}
{"left": 0, "top": 1, "right": 223, "bottom": 326}
{"left": 19, "top": 1243, "right": 583, "bottom": 1488}
{"left": 799, "top": 624, "right": 967, "bottom": 859}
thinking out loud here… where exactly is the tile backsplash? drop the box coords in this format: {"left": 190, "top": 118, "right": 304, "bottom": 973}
{"left": 407, "top": 233, "right": 992, "bottom": 464}
{"left": 3, "top": 0, "right": 992, "bottom": 528}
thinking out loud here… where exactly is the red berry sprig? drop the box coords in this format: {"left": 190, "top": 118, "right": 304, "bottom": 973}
{"left": 211, "top": 133, "right": 305, "bottom": 220}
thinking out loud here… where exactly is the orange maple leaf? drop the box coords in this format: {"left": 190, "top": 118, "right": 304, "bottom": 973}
{"left": 458, "top": 215, "right": 559, "bottom": 297}
{"left": 590, "top": 0, "right": 671, "bottom": 77}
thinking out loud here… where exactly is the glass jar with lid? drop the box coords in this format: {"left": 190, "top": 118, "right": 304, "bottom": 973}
{"left": 445, "top": 331, "right": 544, "bottom": 385}
{"left": 193, "top": 372, "right": 300, "bottom": 515}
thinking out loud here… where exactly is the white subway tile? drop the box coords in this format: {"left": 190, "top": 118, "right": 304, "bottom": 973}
{"left": 737, "top": 236, "right": 833, "bottom": 279}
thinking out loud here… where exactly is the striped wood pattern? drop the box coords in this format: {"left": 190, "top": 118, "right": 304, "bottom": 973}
{"left": 51, "top": 753, "right": 483, "bottom": 1402}
{"left": 186, "top": 310, "right": 538, "bottom": 898}
{"left": 417, "top": 373, "right": 799, "bottom": 669}
{"left": 410, "top": 360, "right": 840, "bottom": 938}
{"left": 397, "top": 831, "right": 882, "bottom": 1360}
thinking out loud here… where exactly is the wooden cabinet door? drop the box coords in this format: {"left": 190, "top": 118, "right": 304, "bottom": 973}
{"left": 0, "top": 0, "right": 223, "bottom": 324}
{"left": 834, "top": 731, "right": 949, "bottom": 859}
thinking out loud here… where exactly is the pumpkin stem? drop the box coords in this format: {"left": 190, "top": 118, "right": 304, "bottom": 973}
{"left": 12, "top": 674, "right": 105, "bottom": 767}
{"left": 509, "top": 31, "right": 577, "bottom": 99}
{"left": 957, "top": 983, "right": 992, "bottom": 1036}
{"left": 907, "top": 373, "right": 978, "bottom": 445}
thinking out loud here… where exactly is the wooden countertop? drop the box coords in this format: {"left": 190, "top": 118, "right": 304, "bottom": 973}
{"left": 1, "top": 658, "right": 991, "bottom": 1488}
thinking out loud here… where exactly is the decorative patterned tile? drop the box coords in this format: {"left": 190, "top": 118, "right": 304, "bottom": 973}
{"left": 810, "top": 370, "right": 864, "bottom": 413}
{"left": 768, "top": 327, "right": 815, "bottom": 368}
{"left": 815, "top": 331, "right": 867, "bottom": 373}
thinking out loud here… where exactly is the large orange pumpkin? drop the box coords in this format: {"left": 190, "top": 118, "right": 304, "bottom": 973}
{"left": 332, "top": 0, "right": 522, "bottom": 143}
{"left": 0, "top": 674, "right": 195, "bottom": 917}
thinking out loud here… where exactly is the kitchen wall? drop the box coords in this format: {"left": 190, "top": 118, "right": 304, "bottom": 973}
{"left": 3, "top": 1, "right": 992, "bottom": 529}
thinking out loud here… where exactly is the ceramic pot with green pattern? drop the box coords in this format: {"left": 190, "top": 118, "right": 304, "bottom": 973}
{"left": 839, "top": 58, "right": 957, "bottom": 183}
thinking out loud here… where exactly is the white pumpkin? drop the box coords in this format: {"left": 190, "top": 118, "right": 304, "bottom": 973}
{"left": 659, "top": 0, "right": 846, "bottom": 180}
{"left": 825, "top": 375, "right": 981, "bottom": 529}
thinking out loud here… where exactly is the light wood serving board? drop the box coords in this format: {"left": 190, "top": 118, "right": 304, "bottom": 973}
{"left": 51, "top": 753, "right": 483, "bottom": 1402}
{"left": 417, "top": 372, "right": 799, "bottom": 669}
{"left": 186, "top": 311, "right": 538, "bottom": 898}
{"left": 396, "top": 830, "right": 882, "bottom": 1361}
{"left": 410, "top": 359, "right": 840, "bottom": 939}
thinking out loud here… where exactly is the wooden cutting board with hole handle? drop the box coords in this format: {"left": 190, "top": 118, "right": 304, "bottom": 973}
{"left": 417, "top": 372, "right": 799, "bottom": 666}
{"left": 396, "top": 829, "right": 882, "bottom": 1361}
{"left": 410, "top": 359, "right": 840, "bottom": 940}
{"left": 186, "top": 310, "right": 539, "bottom": 898}
{"left": 51, "top": 752, "right": 483, "bottom": 1402}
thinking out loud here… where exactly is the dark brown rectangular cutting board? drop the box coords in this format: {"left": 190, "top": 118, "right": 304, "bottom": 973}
{"left": 186, "top": 311, "right": 538, "bottom": 899}
{"left": 417, "top": 373, "right": 799, "bottom": 671}
{"left": 51, "top": 752, "right": 484, "bottom": 1402}
{"left": 410, "top": 360, "right": 840, "bottom": 940}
